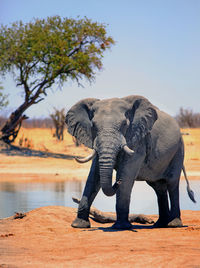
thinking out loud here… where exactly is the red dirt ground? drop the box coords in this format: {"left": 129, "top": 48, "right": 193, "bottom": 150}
{"left": 0, "top": 207, "right": 200, "bottom": 267}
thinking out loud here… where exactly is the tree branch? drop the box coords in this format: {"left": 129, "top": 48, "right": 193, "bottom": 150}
{"left": 67, "top": 40, "right": 89, "bottom": 58}
{"left": 27, "top": 60, "right": 40, "bottom": 72}
{"left": 72, "top": 197, "right": 154, "bottom": 224}
{"left": 33, "top": 98, "right": 44, "bottom": 104}
{"left": 18, "top": 64, "right": 31, "bottom": 102}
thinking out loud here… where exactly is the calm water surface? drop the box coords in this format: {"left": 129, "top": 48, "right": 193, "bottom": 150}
{"left": 0, "top": 180, "right": 199, "bottom": 218}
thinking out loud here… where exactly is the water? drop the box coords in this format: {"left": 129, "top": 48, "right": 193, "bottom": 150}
{"left": 0, "top": 180, "right": 199, "bottom": 219}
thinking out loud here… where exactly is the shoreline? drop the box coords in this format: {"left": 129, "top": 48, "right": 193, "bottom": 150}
{"left": 0, "top": 172, "right": 199, "bottom": 183}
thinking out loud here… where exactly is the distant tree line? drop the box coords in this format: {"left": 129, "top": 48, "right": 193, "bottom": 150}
{"left": 0, "top": 116, "right": 54, "bottom": 129}
{"left": 1, "top": 107, "right": 200, "bottom": 131}
{"left": 0, "top": 108, "right": 66, "bottom": 141}
{"left": 176, "top": 108, "right": 200, "bottom": 128}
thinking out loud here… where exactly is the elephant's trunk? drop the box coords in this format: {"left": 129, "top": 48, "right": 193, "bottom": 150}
{"left": 99, "top": 161, "right": 120, "bottom": 196}
{"left": 92, "top": 131, "right": 134, "bottom": 197}
{"left": 97, "top": 132, "right": 123, "bottom": 197}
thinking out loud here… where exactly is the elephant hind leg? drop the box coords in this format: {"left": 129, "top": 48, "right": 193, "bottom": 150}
{"left": 147, "top": 178, "right": 183, "bottom": 228}
{"left": 166, "top": 146, "right": 184, "bottom": 227}
{"left": 167, "top": 182, "right": 183, "bottom": 227}
{"left": 147, "top": 180, "right": 170, "bottom": 228}
{"left": 149, "top": 178, "right": 183, "bottom": 228}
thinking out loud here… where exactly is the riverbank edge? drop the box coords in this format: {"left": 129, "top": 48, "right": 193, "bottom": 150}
{"left": 0, "top": 172, "right": 199, "bottom": 183}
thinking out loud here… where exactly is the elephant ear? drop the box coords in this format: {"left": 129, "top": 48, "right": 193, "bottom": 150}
{"left": 65, "top": 98, "right": 99, "bottom": 148}
{"left": 123, "top": 95, "right": 158, "bottom": 148}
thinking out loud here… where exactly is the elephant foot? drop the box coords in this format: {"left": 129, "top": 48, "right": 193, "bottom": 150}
{"left": 153, "top": 219, "right": 168, "bottom": 228}
{"left": 167, "top": 218, "right": 183, "bottom": 228}
{"left": 112, "top": 220, "right": 133, "bottom": 230}
{"left": 71, "top": 217, "right": 90, "bottom": 228}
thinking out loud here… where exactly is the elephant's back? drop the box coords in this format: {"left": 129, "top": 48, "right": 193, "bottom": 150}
{"left": 152, "top": 109, "right": 181, "bottom": 146}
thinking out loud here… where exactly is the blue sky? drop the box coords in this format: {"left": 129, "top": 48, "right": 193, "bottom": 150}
{"left": 0, "top": 0, "right": 200, "bottom": 118}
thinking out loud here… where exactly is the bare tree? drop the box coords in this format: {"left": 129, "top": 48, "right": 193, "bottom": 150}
{"left": 50, "top": 108, "right": 65, "bottom": 140}
{"left": 176, "top": 107, "right": 200, "bottom": 128}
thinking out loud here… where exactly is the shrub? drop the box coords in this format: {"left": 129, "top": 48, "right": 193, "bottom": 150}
{"left": 176, "top": 108, "right": 200, "bottom": 128}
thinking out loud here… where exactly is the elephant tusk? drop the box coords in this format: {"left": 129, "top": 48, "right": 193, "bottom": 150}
{"left": 123, "top": 144, "right": 135, "bottom": 156}
{"left": 120, "top": 135, "right": 134, "bottom": 156}
{"left": 75, "top": 149, "right": 97, "bottom": 163}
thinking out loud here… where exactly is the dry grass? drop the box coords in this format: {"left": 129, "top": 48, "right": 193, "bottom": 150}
{"left": 13, "top": 127, "right": 91, "bottom": 156}
{"left": 182, "top": 128, "right": 200, "bottom": 171}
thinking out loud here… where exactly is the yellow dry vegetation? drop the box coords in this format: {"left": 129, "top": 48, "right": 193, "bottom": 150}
{"left": 182, "top": 128, "right": 200, "bottom": 171}
{"left": 13, "top": 127, "right": 91, "bottom": 156}
{"left": 13, "top": 127, "right": 200, "bottom": 160}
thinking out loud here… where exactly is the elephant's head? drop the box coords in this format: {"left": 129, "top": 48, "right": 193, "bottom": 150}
{"left": 66, "top": 96, "right": 158, "bottom": 197}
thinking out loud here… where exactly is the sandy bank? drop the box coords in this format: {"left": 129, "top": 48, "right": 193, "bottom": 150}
{"left": 0, "top": 206, "right": 200, "bottom": 267}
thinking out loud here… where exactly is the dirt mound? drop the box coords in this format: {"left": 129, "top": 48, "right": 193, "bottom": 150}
{"left": 0, "top": 206, "right": 200, "bottom": 267}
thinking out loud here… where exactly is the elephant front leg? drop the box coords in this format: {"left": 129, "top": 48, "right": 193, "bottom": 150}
{"left": 71, "top": 157, "right": 100, "bottom": 228}
{"left": 112, "top": 153, "right": 145, "bottom": 230}
{"left": 112, "top": 177, "right": 135, "bottom": 230}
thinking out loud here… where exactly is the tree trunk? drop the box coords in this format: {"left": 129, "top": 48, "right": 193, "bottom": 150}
{"left": 0, "top": 102, "right": 29, "bottom": 144}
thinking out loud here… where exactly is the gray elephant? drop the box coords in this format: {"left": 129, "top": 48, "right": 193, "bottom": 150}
{"left": 66, "top": 95, "right": 195, "bottom": 229}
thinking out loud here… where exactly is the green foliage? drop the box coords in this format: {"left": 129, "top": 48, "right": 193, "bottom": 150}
{"left": 0, "top": 16, "right": 114, "bottom": 104}
{"left": 0, "top": 83, "right": 8, "bottom": 110}
{"left": 0, "top": 16, "right": 114, "bottom": 144}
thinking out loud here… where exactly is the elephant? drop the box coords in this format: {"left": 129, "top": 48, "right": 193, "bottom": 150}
{"left": 66, "top": 95, "right": 195, "bottom": 229}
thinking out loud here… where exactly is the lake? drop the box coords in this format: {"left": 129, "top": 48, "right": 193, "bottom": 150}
{"left": 0, "top": 180, "right": 199, "bottom": 219}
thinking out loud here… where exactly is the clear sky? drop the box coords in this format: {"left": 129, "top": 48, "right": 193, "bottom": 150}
{"left": 0, "top": 0, "right": 200, "bottom": 118}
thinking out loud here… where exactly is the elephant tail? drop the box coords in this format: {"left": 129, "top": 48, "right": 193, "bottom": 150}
{"left": 182, "top": 165, "right": 196, "bottom": 203}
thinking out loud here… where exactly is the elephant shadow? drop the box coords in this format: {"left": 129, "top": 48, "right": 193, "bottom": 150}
{"left": 81, "top": 224, "right": 155, "bottom": 233}
{"left": 81, "top": 223, "right": 188, "bottom": 232}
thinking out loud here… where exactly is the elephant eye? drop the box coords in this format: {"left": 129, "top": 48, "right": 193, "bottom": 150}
{"left": 120, "top": 119, "right": 130, "bottom": 134}
{"left": 121, "top": 119, "right": 129, "bottom": 127}
{"left": 92, "top": 120, "right": 97, "bottom": 130}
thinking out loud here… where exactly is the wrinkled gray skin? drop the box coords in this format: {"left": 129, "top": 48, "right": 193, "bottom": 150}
{"left": 66, "top": 96, "right": 186, "bottom": 229}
